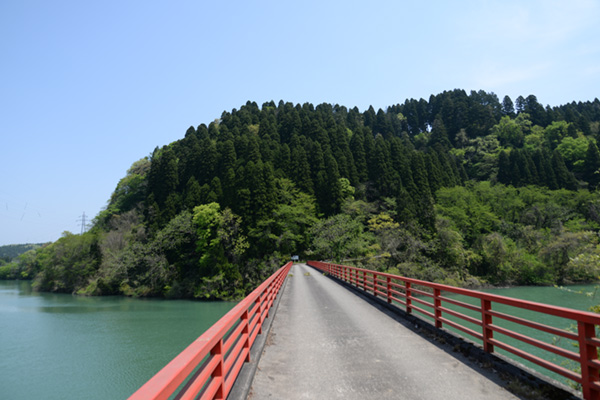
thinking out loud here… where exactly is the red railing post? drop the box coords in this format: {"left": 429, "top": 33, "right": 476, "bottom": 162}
{"left": 482, "top": 299, "right": 494, "bottom": 353}
{"left": 406, "top": 281, "right": 412, "bottom": 314}
{"left": 373, "top": 272, "right": 378, "bottom": 297}
{"left": 363, "top": 270, "right": 367, "bottom": 292}
{"left": 211, "top": 340, "right": 225, "bottom": 400}
{"left": 578, "top": 321, "right": 600, "bottom": 400}
{"left": 387, "top": 276, "right": 392, "bottom": 304}
{"left": 256, "top": 295, "right": 263, "bottom": 335}
{"left": 434, "top": 288, "right": 442, "bottom": 329}
{"left": 242, "top": 310, "right": 250, "bottom": 362}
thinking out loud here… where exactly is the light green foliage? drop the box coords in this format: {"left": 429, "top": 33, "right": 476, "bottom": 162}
{"left": 523, "top": 125, "right": 545, "bottom": 151}
{"left": 434, "top": 182, "right": 600, "bottom": 285}
{"left": 566, "top": 248, "right": 600, "bottom": 282}
{"left": 556, "top": 136, "right": 589, "bottom": 171}
{"left": 367, "top": 212, "right": 401, "bottom": 268}
{"left": 193, "top": 202, "right": 222, "bottom": 262}
{"left": 540, "top": 231, "right": 597, "bottom": 285}
{"left": 433, "top": 217, "right": 473, "bottom": 276}
{"left": 341, "top": 199, "right": 377, "bottom": 224}
{"left": 490, "top": 115, "right": 526, "bottom": 147}
{"left": 544, "top": 121, "right": 570, "bottom": 149}
{"left": 435, "top": 185, "right": 499, "bottom": 242}
{"left": 309, "top": 214, "right": 375, "bottom": 262}
{"left": 368, "top": 212, "right": 399, "bottom": 232}
{"left": 251, "top": 180, "right": 318, "bottom": 258}
{"left": 475, "top": 233, "right": 518, "bottom": 283}
{"left": 339, "top": 177, "right": 355, "bottom": 200}
{"left": 462, "top": 135, "right": 502, "bottom": 180}
{"left": 0, "top": 244, "right": 43, "bottom": 279}
{"left": 32, "top": 231, "right": 100, "bottom": 293}
{"left": 0, "top": 262, "right": 21, "bottom": 279}
{"left": 192, "top": 202, "right": 247, "bottom": 299}
{"left": 217, "top": 208, "right": 249, "bottom": 262}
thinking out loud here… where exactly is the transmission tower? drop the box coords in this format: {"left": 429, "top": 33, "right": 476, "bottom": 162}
{"left": 77, "top": 212, "right": 87, "bottom": 234}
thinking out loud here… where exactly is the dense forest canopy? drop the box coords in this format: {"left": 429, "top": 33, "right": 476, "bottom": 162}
{"left": 4, "top": 90, "right": 600, "bottom": 299}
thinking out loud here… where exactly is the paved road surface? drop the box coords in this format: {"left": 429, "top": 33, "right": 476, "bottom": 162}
{"left": 249, "top": 263, "right": 519, "bottom": 400}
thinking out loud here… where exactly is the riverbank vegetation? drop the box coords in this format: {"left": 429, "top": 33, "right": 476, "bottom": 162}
{"left": 6, "top": 90, "right": 600, "bottom": 299}
{"left": 0, "top": 243, "right": 44, "bottom": 279}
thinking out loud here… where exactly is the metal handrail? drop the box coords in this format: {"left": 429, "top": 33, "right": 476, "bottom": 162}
{"left": 308, "top": 260, "right": 600, "bottom": 400}
{"left": 128, "top": 262, "right": 292, "bottom": 400}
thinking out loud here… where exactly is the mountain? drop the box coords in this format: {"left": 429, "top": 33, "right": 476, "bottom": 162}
{"left": 9, "top": 90, "right": 600, "bottom": 299}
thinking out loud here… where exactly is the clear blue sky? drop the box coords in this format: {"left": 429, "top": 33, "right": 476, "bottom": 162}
{"left": 1, "top": 0, "right": 599, "bottom": 246}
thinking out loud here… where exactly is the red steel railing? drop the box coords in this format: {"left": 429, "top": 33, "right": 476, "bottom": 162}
{"left": 128, "top": 261, "right": 293, "bottom": 400}
{"left": 308, "top": 260, "right": 600, "bottom": 400}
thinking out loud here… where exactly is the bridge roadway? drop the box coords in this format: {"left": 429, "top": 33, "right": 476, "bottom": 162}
{"left": 248, "top": 263, "right": 519, "bottom": 399}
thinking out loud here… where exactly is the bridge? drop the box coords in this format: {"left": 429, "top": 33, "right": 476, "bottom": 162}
{"left": 128, "top": 261, "right": 600, "bottom": 400}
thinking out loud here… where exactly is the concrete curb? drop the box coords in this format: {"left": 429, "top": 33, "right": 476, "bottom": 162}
{"left": 227, "top": 270, "right": 291, "bottom": 400}
{"left": 317, "top": 268, "right": 581, "bottom": 400}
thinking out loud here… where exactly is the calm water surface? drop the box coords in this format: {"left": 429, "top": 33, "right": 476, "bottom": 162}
{"left": 2, "top": 280, "right": 599, "bottom": 398}
{"left": 0, "top": 280, "right": 235, "bottom": 400}
{"left": 443, "top": 284, "right": 600, "bottom": 386}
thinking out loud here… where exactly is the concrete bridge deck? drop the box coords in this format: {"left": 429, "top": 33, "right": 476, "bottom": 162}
{"left": 248, "top": 263, "right": 519, "bottom": 400}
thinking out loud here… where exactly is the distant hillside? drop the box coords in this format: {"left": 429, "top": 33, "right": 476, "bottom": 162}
{"left": 11, "top": 90, "right": 600, "bottom": 298}
{"left": 0, "top": 243, "right": 45, "bottom": 261}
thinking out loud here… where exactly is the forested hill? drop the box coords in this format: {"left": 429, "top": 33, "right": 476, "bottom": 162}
{"left": 0, "top": 243, "right": 44, "bottom": 260}
{"left": 8, "top": 90, "right": 600, "bottom": 299}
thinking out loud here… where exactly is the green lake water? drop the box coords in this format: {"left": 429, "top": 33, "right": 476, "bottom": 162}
{"left": 427, "top": 284, "right": 600, "bottom": 387}
{"left": 0, "top": 280, "right": 235, "bottom": 400}
{"left": 2, "top": 280, "right": 599, "bottom": 398}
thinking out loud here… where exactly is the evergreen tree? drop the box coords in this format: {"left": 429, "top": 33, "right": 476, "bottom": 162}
{"left": 508, "top": 150, "right": 522, "bottom": 186}
{"left": 350, "top": 128, "right": 368, "bottom": 182}
{"left": 515, "top": 96, "right": 526, "bottom": 114}
{"left": 198, "top": 138, "right": 217, "bottom": 185}
{"left": 429, "top": 116, "right": 451, "bottom": 148}
{"left": 185, "top": 177, "right": 203, "bottom": 210}
{"left": 523, "top": 150, "right": 539, "bottom": 185}
{"left": 425, "top": 152, "right": 444, "bottom": 194}
{"left": 501, "top": 95, "right": 515, "bottom": 117}
{"left": 552, "top": 150, "right": 578, "bottom": 190}
{"left": 524, "top": 95, "right": 547, "bottom": 126}
{"left": 290, "top": 146, "right": 313, "bottom": 194}
{"left": 584, "top": 141, "right": 600, "bottom": 189}
{"left": 316, "top": 150, "right": 342, "bottom": 216}
{"left": 371, "top": 136, "right": 393, "bottom": 196}
{"left": 541, "top": 150, "right": 558, "bottom": 189}
{"left": 409, "top": 152, "right": 435, "bottom": 232}
{"left": 148, "top": 146, "right": 179, "bottom": 208}
{"left": 497, "top": 150, "right": 511, "bottom": 185}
